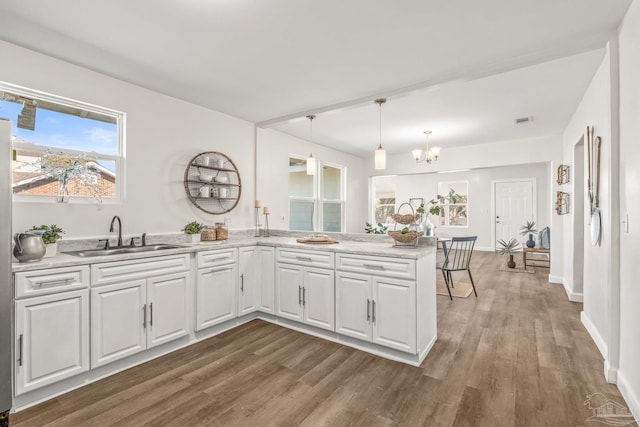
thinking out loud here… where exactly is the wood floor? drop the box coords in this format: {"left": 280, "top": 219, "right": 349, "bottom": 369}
{"left": 11, "top": 252, "right": 629, "bottom": 427}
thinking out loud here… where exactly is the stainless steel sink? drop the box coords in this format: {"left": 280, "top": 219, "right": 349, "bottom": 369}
{"left": 64, "top": 244, "right": 184, "bottom": 257}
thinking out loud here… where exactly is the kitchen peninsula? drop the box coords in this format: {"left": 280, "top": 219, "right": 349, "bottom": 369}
{"left": 11, "top": 233, "right": 437, "bottom": 411}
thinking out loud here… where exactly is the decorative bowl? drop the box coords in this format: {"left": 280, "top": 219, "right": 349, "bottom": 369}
{"left": 214, "top": 176, "right": 228, "bottom": 183}
{"left": 199, "top": 174, "right": 213, "bottom": 182}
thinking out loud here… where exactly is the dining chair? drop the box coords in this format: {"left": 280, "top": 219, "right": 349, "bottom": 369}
{"left": 436, "top": 236, "right": 478, "bottom": 300}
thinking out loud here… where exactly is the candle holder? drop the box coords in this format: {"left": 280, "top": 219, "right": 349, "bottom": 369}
{"left": 263, "top": 213, "right": 270, "bottom": 237}
{"left": 254, "top": 207, "right": 261, "bottom": 237}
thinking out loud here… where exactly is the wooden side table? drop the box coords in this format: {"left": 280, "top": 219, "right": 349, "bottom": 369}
{"left": 523, "top": 248, "right": 550, "bottom": 269}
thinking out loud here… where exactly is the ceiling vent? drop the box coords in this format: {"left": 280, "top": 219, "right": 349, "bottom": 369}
{"left": 514, "top": 116, "right": 534, "bottom": 124}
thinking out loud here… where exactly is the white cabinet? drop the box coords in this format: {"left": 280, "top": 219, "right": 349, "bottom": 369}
{"left": 90, "top": 255, "right": 190, "bottom": 368}
{"left": 258, "top": 246, "right": 275, "bottom": 314}
{"left": 195, "top": 248, "right": 238, "bottom": 331}
{"left": 14, "top": 267, "right": 90, "bottom": 396}
{"left": 238, "top": 246, "right": 258, "bottom": 316}
{"left": 276, "top": 248, "right": 335, "bottom": 332}
{"left": 336, "top": 271, "right": 417, "bottom": 354}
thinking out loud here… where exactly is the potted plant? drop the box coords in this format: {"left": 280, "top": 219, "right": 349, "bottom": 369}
{"left": 520, "top": 220, "right": 538, "bottom": 248}
{"left": 31, "top": 224, "right": 64, "bottom": 257}
{"left": 183, "top": 221, "right": 203, "bottom": 243}
{"left": 496, "top": 238, "right": 521, "bottom": 268}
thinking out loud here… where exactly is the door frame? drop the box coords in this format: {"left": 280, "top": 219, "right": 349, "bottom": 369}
{"left": 491, "top": 178, "right": 537, "bottom": 251}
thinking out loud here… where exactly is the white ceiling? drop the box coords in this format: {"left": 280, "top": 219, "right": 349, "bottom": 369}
{"left": 0, "top": 0, "right": 632, "bottom": 155}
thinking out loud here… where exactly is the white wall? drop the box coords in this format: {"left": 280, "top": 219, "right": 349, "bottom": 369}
{"left": 256, "top": 128, "right": 366, "bottom": 233}
{"left": 617, "top": 0, "right": 640, "bottom": 418}
{"left": 562, "top": 48, "right": 613, "bottom": 350}
{"left": 0, "top": 41, "right": 256, "bottom": 238}
{"left": 373, "top": 163, "right": 550, "bottom": 251}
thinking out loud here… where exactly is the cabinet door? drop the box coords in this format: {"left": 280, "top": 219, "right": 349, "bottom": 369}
{"left": 196, "top": 265, "right": 237, "bottom": 331}
{"left": 335, "top": 272, "right": 372, "bottom": 341}
{"left": 258, "top": 247, "right": 275, "bottom": 314}
{"left": 303, "top": 267, "right": 335, "bottom": 331}
{"left": 15, "top": 289, "right": 89, "bottom": 395}
{"left": 238, "top": 247, "right": 258, "bottom": 316}
{"left": 91, "top": 280, "right": 146, "bottom": 368}
{"left": 147, "top": 272, "right": 190, "bottom": 348}
{"left": 275, "top": 263, "right": 304, "bottom": 322}
{"left": 372, "top": 277, "right": 416, "bottom": 354}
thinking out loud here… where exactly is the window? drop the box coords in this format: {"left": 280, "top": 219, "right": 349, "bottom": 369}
{"left": 373, "top": 182, "right": 396, "bottom": 225}
{"left": 288, "top": 156, "right": 345, "bottom": 232}
{"left": 437, "top": 181, "right": 468, "bottom": 227}
{"left": 1, "top": 82, "right": 125, "bottom": 203}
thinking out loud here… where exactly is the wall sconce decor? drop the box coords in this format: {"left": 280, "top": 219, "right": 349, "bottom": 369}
{"left": 557, "top": 164, "right": 570, "bottom": 185}
{"left": 556, "top": 191, "right": 570, "bottom": 215}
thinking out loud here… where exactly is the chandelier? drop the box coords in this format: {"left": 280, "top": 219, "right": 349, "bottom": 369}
{"left": 412, "top": 130, "right": 441, "bottom": 164}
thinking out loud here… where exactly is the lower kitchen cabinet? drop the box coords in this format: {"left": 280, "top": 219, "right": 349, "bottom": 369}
{"left": 238, "top": 246, "right": 258, "bottom": 316}
{"left": 15, "top": 289, "right": 90, "bottom": 396}
{"left": 276, "top": 263, "right": 335, "bottom": 331}
{"left": 91, "top": 271, "right": 190, "bottom": 368}
{"left": 257, "top": 246, "right": 275, "bottom": 314}
{"left": 196, "top": 264, "right": 237, "bottom": 330}
{"left": 336, "top": 271, "right": 416, "bottom": 353}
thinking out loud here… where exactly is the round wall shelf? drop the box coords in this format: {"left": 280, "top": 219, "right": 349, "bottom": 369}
{"left": 183, "top": 151, "right": 241, "bottom": 214}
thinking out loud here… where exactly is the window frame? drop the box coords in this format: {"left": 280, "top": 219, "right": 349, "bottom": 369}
{"left": 288, "top": 154, "right": 346, "bottom": 233}
{"left": 2, "top": 81, "right": 126, "bottom": 204}
{"left": 437, "top": 180, "right": 469, "bottom": 228}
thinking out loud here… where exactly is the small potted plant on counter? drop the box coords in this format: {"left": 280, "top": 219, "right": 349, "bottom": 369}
{"left": 497, "top": 238, "right": 521, "bottom": 268}
{"left": 31, "top": 224, "right": 64, "bottom": 257}
{"left": 183, "top": 221, "right": 203, "bottom": 243}
{"left": 520, "top": 220, "right": 538, "bottom": 248}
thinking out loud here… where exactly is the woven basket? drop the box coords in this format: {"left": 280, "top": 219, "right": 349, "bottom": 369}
{"left": 387, "top": 230, "right": 423, "bottom": 243}
{"left": 390, "top": 213, "right": 419, "bottom": 225}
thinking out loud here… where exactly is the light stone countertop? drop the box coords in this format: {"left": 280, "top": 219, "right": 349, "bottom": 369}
{"left": 12, "top": 235, "right": 436, "bottom": 273}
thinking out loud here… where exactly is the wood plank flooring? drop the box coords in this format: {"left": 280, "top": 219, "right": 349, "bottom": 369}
{"left": 11, "top": 252, "right": 630, "bottom": 427}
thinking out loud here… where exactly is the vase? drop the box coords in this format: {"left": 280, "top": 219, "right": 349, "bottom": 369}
{"left": 526, "top": 233, "right": 535, "bottom": 248}
{"left": 421, "top": 217, "right": 435, "bottom": 237}
{"left": 507, "top": 254, "right": 516, "bottom": 268}
{"left": 185, "top": 233, "right": 201, "bottom": 244}
{"left": 44, "top": 242, "right": 58, "bottom": 258}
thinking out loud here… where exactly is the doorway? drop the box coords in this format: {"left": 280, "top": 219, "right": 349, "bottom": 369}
{"left": 494, "top": 179, "right": 535, "bottom": 247}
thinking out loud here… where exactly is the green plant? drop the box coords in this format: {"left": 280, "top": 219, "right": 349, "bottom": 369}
{"left": 520, "top": 220, "right": 538, "bottom": 236}
{"left": 31, "top": 224, "right": 64, "bottom": 244}
{"left": 183, "top": 221, "right": 203, "bottom": 235}
{"left": 365, "top": 222, "right": 388, "bottom": 234}
{"left": 401, "top": 227, "right": 410, "bottom": 234}
{"left": 416, "top": 203, "right": 425, "bottom": 215}
{"left": 496, "top": 238, "right": 521, "bottom": 255}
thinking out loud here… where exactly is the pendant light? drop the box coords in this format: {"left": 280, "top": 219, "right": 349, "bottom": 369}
{"left": 374, "top": 98, "right": 387, "bottom": 170}
{"left": 306, "top": 114, "right": 316, "bottom": 175}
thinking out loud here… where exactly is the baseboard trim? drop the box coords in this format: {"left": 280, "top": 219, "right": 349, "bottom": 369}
{"left": 617, "top": 368, "right": 640, "bottom": 423}
{"left": 562, "top": 278, "right": 584, "bottom": 302}
{"left": 581, "top": 311, "right": 608, "bottom": 360}
{"left": 548, "top": 275, "right": 563, "bottom": 284}
{"left": 473, "top": 246, "right": 494, "bottom": 252}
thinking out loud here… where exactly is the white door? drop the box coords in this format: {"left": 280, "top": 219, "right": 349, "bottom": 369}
{"left": 238, "top": 247, "right": 258, "bottom": 316}
{"left": 275, "top": 263, "right": 304, "bottom": 322}
{"left": 91, "top": 280, "right": 146, "bottom": 368}
{"left": 372, "top": 277, "right": 416, "bottom": 354}
{"left": 195, "top": 265, "right": 237, "bottom": 331}
{"left": 335, "top": 272, "right": 372, "bottom": 341}
{"left": 16, "top": 289, "right": 90, "bottom": 395}
{"left": 147, "top": 272, "right": 190, "bottom": 348}
{"left": 258, "top": 247, "right": 275, "bottom": 313}
{"left": 495, "top": 180, "right": 534, "bottom": 246}
{"left": 303, "top": 267, "right": 335, "bottom": 331}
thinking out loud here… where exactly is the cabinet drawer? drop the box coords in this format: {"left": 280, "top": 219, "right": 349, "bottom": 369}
{"left": 276, "top": 248, "right": 334, "bottom": 269}
{"left": 336, "top": 253, "right": 416, "bottom": 280}
{"left": 14, "top": 266, "right": 90, "bottom": 299}
{"left": 91, "top": 254, "right": 190, "bottom": 287}
{"left": 197, "top": 248, "right": 237, "bottom": 269}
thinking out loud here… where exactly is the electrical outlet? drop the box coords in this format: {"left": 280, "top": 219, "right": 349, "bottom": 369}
{"left": 281, "top": 215, "right": 286, "bottom": 223}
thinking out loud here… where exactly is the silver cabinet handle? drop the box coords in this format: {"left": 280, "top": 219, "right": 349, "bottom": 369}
{"left": 372, "top": 300, "right": 376, "bottom": 323}
{"left": 18, "top": 334, "right": 23, "bottom": 367}
{"left": 363, "top": 264, "right": 385, "bottom": 271}
{"left": 366, "top": 299, "right": 371, "bottom": 321}
{"left": 34, "top": 278, "right": 74, "bottom": 287}
{"left": 240, "top": 273, "right": 244, "bottom": 293}
{"left": 142, "top": 304, "right": 147, "bottom": 328}
{"left": 303, "top": 287, "right": 306, "bottom": 306}
{"left": 150, "top": 302, "right": 153, "bottom": 327}
{"left": 298, "top": 286, "right": 302, "bottom": 305}
{"left": 296, "top": 256, "right": 313, "bottom": 262}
